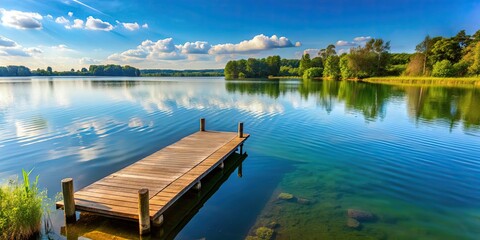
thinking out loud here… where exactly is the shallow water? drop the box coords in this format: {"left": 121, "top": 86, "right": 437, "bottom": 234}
{"left": 0, "top": 77, "right": 479, "bottom": 239}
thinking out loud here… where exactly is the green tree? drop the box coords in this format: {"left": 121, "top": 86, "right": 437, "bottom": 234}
{"left": 432, "top": 60, "right": 455, "bottom": 77}
{"left": 225, "top": 60, "right": 238, "bottom": 79}
{"left": 46, "top": 66, "right": 52, "bottom": 74}
{"left": 319, "top": 44, "right": 336, "bottom": 61}
{"left": 323, "top": 55, "right": 340, "bottom": 79}
{"left": 430, "top": 38, "right": 462, "bottom": 64}
{"left": 340, "top": 55, "right": 354, "bottom": 79}
{"left": 303, "top": 67, "right": 323, "bottom": 80}
{"left": 415, "top": 35, "right": 441, "bottom": 75}
{"left": 311, "top": 57, "right": 324, "bottom": 68}
{"left": 405, "top": 53, "right": 426, "bottom": 76}
{"left": 266, "top": 55, "right": 281, "bottom": 76}
{"left": 299, "top": 53, "right": 312, "bottom": 76}
{"left": 365, "top": 38, "right": 390, "bottom": 75}
{"left": 469, "top": 41, "right": 480, "bottom": 76}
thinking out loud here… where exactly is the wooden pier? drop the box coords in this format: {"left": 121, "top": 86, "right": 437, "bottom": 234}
{"left": 56, "top": 119, "right": 249, "bottom": 235}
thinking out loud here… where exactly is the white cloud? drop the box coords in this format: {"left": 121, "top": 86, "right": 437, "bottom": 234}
{"left": 295, "top": 42, "right": 302, "bottom": 47}
{"left": 336, "top": 40, "right": 356, "bottom": 47}
{"left": 71, "top": 19, "right": 84, "bottom": 28}
{"left": 0, "top": 8, "right": 43, "bottom": 29}
{"left": 209, "top": 34, "right": 299, "bottom": 54}
{"left": 46, "top": 14, "right": 53, "bottom": 20}
{"left": 85, "top": 16, "right": 113, "bottom": 31}
{"left": 176, "top": 41, "right": 210, "bottom": 54}
{"left": 55, "top": 16, "right": 70, "bottom": 24}
{"left": 79, "top": 57, "right": 101, "bottom": 64}
{"left": 0, "top": 36, "right": 17, "bottom": 47}
{"left": 122, "top": 22, "right": 139, "bottom": 31}
{"left": 108, "top": 38, "right": 186, "bottom": 63}
{"left": 0, "top": 35, "right": 39, "bottom": 57}
{"left": 303, "top": 48, "right": 320, "bottom": 56}
{"left": 142, "top": 23, "right": 148, "bottom": 28}
{"left": 51, "top": 44, "right": 74, "bottom": 52}
{"left": 68, "top": 12, "right": 73, "bottom": 17}
{"left": 353, "top": 36, "right": 372, "bottom": 42}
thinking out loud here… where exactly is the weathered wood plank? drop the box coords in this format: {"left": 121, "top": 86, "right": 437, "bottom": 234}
{"left": 57, "top": 130, "right": 249, "bottom": 222}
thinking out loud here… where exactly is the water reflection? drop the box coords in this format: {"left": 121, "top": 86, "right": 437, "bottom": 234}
{"left": 226, "top": 80, "right": 480, "bottom": 130}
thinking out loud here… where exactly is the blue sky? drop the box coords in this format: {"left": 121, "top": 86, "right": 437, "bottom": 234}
{"left": 0, "top": 0, "right": 479, "bottom": 70}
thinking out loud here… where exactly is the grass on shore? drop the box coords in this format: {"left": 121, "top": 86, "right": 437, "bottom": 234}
{"left": 363, "top": 76, "right": 480, "bottom": 87}
{"left": 0, "top": 169, "right": 47, "bottom": 239}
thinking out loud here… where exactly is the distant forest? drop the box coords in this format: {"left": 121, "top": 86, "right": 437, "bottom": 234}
{"left": 0, "top": 65, "right": 224, "bottom": 77}
{"left": 141, "top": 69, "right": 224, "bottom": 77}
{"left": 0, "top": 65, "right": 140, "bottom": 77}
{"left": 225, "top": 29, "right": 480, "bottom": 80}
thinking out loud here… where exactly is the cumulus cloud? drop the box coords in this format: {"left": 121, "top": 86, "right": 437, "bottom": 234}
{"left": 176, "top": 41, "right": 210, "bottom": 54}
{"left": 71, "top": 19, "right": 84, "bottom": 28}
{"left": 55, "top": 16, "right": 70, "bottom": 24}
{"left": 336, "top": 40, "right": 356, "bottom": 47}
{"left": 79, "top": 57, "right": 101, "bottom": 64}
{"left": 108, "top": 38, "right": 185, "bottom": 63}
{"left": 353, "top": 36, "right": 372, "bottom": 42}
{"left": 46, "top": 14, "right": 53, "bottom": 20}
{"left": 122, "top": 22, "right": 140, "bottom": 31}
{"left": 209, "top": 34, "right": 299, "bottom": 54}
{"left": 0, "top": 8, "right": 43, "bottom": 29}
{"left": 142, "top": 23, "right": 148, "bottom": 28}
{"left": 85, "top": 16, "right": 113, "bottom": 31}
{"left": 68, "top": 12, "right": 73, "bottom": 17}
{"left": 0, "top": 35, "right": 39, "bottom": 57}
{"left": 0, "top": 36, "right": 17, "bottom": 47}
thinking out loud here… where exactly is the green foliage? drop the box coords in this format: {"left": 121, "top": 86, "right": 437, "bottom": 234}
{"left": 469, "top": 42, "right": 480, "bottom": 76}
{"left": 319, "top": 44, "right": 336, "bottom": 61}
{"left": 299, "top": 53, "right": 312, "bottom": 75}
{"left": 279, "top": 66, "right": 299, "bottom": 76}
{"left": 430, "top": 38, "right": 462, "bottom": 64}
{"left": 389, "top": 53, "right": 412, "bottom": 65}
{"left": 255, "top": 227, "right": 274, "bottom": 240}
{"left": 311, "top": 57, "right": 324, "bottom": 68}
{"left": 0, "top": 169, "right": 47, "bottom": 239}
{"left": 303, "top": 67, "right": 323, "bottom": 80}
{"left": 0, "top": 66, "right": 32, "bottom": 76}
{"left": 266, "top": 55, "right": 281, "bottom": 76}
{"left": 432, "top": 60, "right": 455, "bottom": 77}
{"left": 340, "top": 55, "right": 354, "bottom": 79}
{"left": 323, "top": 55, "right": 340, "bottom": 79}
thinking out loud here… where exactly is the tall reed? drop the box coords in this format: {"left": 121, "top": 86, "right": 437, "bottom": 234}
{"left": 0, "top": 169, "right": 47, "bottom": 239}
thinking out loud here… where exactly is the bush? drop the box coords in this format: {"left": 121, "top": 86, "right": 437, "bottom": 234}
{"left": 432, "top": 60, "right": 455, "bottom": 77}
{"left": 302, "top": 67, "right": 323, "bottom": 80}
{"left": 0, "top": 170, "right": 47, "bottom": 239}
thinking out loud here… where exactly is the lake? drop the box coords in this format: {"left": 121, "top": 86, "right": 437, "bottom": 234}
{"left": 0, "top": 77, "right": 479, "bottom": 239}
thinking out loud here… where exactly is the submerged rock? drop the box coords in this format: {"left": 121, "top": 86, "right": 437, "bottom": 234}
{"left": 255, "top": 227, "right": 274, "bottom": 240}
{"left": 347, "top": 217, "right": 360, "bottom": 229}
{"left": 347, "top": 209, "right": 374, "bottom": 221}
{"left": 277, "top": 192, "right": 294, "bottom": 201}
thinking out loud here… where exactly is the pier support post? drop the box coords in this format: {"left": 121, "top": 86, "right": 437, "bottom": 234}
{"left": 61, "top": 178, "right": 76, "bottom": 223}
{"left": 138, "top": 188, "right": 151, "bottom": 235}
{"left": 200, "top": 118, "right": 205, "bottom": 131}
{"left": 238, "top": 122, "right": 243, "bottom": 138}
{"left": 194, "top": 181, "right": 202, "bottom": 191}
{"left": 153, "top": 215, "right": 164, "bottom": 227}
{"left": 240, "top": 144, "right": 244, "bottom": 154}
{"left": 238, "top": 163, "right": 243, "bottom": 178}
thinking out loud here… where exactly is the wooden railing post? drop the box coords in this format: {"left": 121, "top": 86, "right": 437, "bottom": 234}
{"left": 61, "top": 178, "right": 76, "bottom": 223}
{"left": 200, "top": 118, "right": 206, "bottom": 131}
{"left": 238, "top": 122, "right": 243, "bottom": 138}
{"left": 138, "top": 188, "right": 151, "bottom": 235}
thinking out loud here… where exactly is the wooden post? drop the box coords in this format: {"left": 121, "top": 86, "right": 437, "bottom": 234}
{"left": 153, "top": 215, "right": 164, "bottom": 227}
{"left": 238, "top": 122, "right": 243, "bottom": 138}
{"left": 61, "top": 178, "right": 76, "bottom": 223}
{"left": 194, "top": 181, "right": 202, "bottom": 191}
{"left": 237, "top": 162, "right": 243, "bottom": 178}
{"left": 138, "top": 188, "right": 150, "bottom": 235}
{"left": 200, "top": 118, "right": 205, "bottom": 131}
{"left": 240, "top": 143, "right": 244, "bottom": 154}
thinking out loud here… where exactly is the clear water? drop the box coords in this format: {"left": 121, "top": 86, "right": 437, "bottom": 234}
{"left": 0, "top": 77, "right": 479, "bottom": 240}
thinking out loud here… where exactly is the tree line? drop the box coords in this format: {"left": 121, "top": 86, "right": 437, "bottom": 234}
{"left": 0, "top": 65, "right": 140, "bottom": 77}
{"left": 141, "top": 69, "right": 224, "bottom": 77}
{"left": 225, "top": 29, "right": 480, "bottom": 80}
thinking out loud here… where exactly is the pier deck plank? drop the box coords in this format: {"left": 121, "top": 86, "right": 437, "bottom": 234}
{"left": 56, "top": 130, "right": 249, "bottom": 221}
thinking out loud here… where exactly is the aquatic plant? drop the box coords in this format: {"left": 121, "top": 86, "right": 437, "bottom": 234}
{"left": 0, "top": 169, "right": 48, "bottom": 239}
